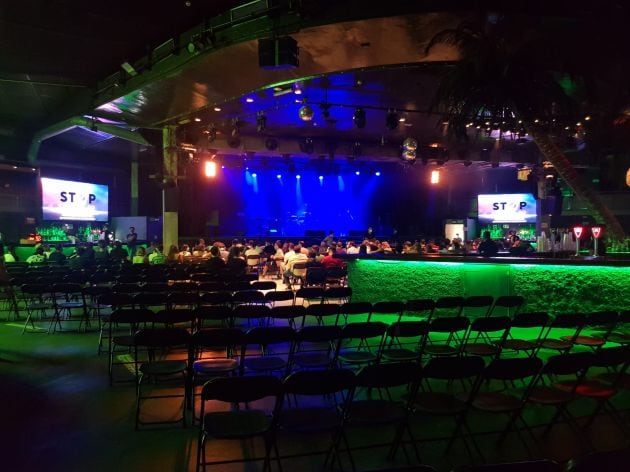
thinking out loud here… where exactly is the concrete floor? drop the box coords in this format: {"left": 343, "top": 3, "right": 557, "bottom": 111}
{"left": 1, "top": 299, "right": 628, "bottom": 472}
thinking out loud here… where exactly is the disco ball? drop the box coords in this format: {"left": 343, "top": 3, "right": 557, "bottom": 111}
{"left": 402, "top": 149, "right": 417, "bottom": 161}
{"left": 402, "top": 137, "right": 418, "bottom": 151}
{"left": 299, "top": 105, "right": 314, "bottom": 121}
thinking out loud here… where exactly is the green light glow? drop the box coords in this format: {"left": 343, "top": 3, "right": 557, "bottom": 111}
{"left": 348, "top": 259, "right": 629, "bottom": 314}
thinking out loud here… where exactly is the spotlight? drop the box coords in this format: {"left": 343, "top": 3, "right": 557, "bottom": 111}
{"left": 276, "top": 174, "right": 282, "bottom": 179}
{"left": 204, "top": 161, "right": 217, "bottom": 177}
{"left": 213, "top": 106, "right": 222, "bottom": 112}
{"left": 353, "top": 108, "right": 366, "bottom": 128}
{"left": 375, "top": 171, "right": 381, "bottom": 176}
{"left": 299, "top": 104, "right": 314, "bottom": 121}
{"left": 296, "top": 174, "right": 301, "bottom": 179}
{"left": 246, "top": 97, "right": 254, "bottom": 103}
{"left": 385, "top": 109, "right": 398, "bottom": 130}
{"left": 194, "top": 117, "right": 202, "bottom": 122}
{"left": 402, "top": 149, "right": 417, "bottom": 162}
{"left": 355, "top": 171, "right": 360, "bottom": 176}
{"left": 256, "top": 111, "right": 267, "bottom": 132}
{"left": 402, "top": 137, "right": 418, "bottom": 151}
{"left": 318, "top": 175, "right": 324, "bottom": 181}
{"left": 252, "top": 173, "right": 257, "bottom": 178}
{"left": 430, "top": 170, "right": 440, "bottom": 184}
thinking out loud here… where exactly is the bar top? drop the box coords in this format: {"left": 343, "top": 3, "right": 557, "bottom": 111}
{"left": 337, "top": 253, "right": 630, "bottom": 267}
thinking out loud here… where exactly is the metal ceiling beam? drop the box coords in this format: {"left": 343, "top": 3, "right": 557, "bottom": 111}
{"left": 27, "top": 116, "right": 149, "bottom": 163}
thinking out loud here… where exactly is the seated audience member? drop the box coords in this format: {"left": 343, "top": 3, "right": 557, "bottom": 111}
{"left": 148, "top": 245, "right": 167, "bottom": 264}
{"left": 282, "top": 244, "right": 308, "bottom": 286}
{"left": 299, "top": 241, "right": 310, "bottom": 255}
{"left": 335, "top": 242, "right": 346, "bottom": 254}
{"left": 109, "top": 241, "right": 128, "bottom": 262}
{"left": 262, "top": 241, "right": 284, "bottom": 277}
{"left": 133, "top": 247, "right": 148, "bottom": 264}
{"left": 508, "top": 235, "right": 533, "bottom": 256}
{"left": 283, "top": 243, "right": 295, "bottom": 265}
{"left": 48, "top": 244, "right": 67, "bottom": 263}
{"left": 26, "top": 246, "right": 46, "bottom": 264}
{"left": 477, "top": 231, "right": 499, "bottom": 257}
{"left": 94, "top": 240, "right": 110, "bottom": 262}
{"left": 227, "top": 245, "right": 247, "bottom": 276}
{"left": 179, "top": 244, "right": 192, "bottom": 259}
{"left": 381, "top": 241, "right": 393, "bottom": 254}
{"left": 244, "top": 242, "right": 260, "bottom": 259}
{"left": 320, "top": 247, "right": 345, "bottom": 269}
{"left": 206, "top": 245, "right": 226, "bottom": 272}
{"left": 166, "top": 245, "right": 179, "bottom": 263}
{"left": 3, "top": 245, "right": 19, "bottom": 263}
{"left": 346, "top": 241, "right": 359, "bottom": 254}
{"left": 68, "top": 246, "right": 86, "bottom": 269}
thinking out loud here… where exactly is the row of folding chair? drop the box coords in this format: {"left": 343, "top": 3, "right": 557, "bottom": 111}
{"left": 125, "top": 328, "right": 628, "bottom": 471}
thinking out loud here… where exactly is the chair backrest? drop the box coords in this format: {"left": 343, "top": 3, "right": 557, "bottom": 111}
{"left": 489, "top": 295, "right": 525, "bottom": 316}
{"left": 269, "top": 305, "right": 306, "bottom": 322}
{"left": 191, "top": 327, "right": 245, "bottom": 350}
{"left": 356, "top": 362, "right": 422, "bottom": 389}
{"left": 246, "top": 254, "right": 261, "bottom": 266}
{"left": 167, "top": 291, "right": 199, "bottom": 307}
{"left": 201, "top": 375, "right": 282, "bottom": 403}
{"left": 143, "top": 282, "right": 169, "bottom": 293}
{"left": 458, "top": 459, "right": 561, "bottom": 472}
{"left": 233, "top": 304, "right": 271, "bottom": 320}
{"left": 423, "top": 355, "right": 485, "bottom": 380}
{"left": 109, "top": 308, "right": 154, "bottom": 324}
{"left": 429, "top": 316, "right": 470, "bottom": 333}
{"left": 591, "top": 346, "right": 629, "bottom": 369}
{"left": 134, "top": 327, "right": 190, "bottom": 348}
{"left": 435, "top": 296, "right": 464, "bottom": 309}
{"left": 511, "top": 312, "right": 549, "bottom": 328}
{"left": 305, "top": 267, "right": 327, "bottom": 286}
{"left": 283, "top": 368, "right": 355, "bottom": 395}
{"left": 226, "top": 281, "right": 253, "bottom": 292}
{"left": 195, "top": 305, "right": 233, "bottom": 323}
{"left": 295, "top": 325, "right": 341, "bottom": 344}
{"left": 52, "top": 282, "right": 84, "bottom": 295}
{"left": 339, "top": 321, "right": 388, "bottom": 341}
{"left": 295, "top": 287, "right": 324, "bottom": 302}
{"left": 200, "top": 291, "right": 234, "bottom": 305}
{"left": 154, "top": 308, "right": 196, "bottom": 325}
{"left": 371, "top": 301, "right": 405, "bottom": 317}
{"left": 339, "top": 301, "right": 372, "bottom": 316}
{"left": 133, "top": 292, "right": 168, "bottom": 308}
{"left": 323, "top": 286, "right": 352, "bottom": 303}
{"left": 585, "top": 310, "right": 619, "bottom": 326}
{"left": 549, "top": 313, "right": 587, "bottom": 328}
{"left": 197, "top": 281, "right": 227, "bottom": 293}
{"left": 251, "top": 281, "right": 276, "bottom": 291}
{"left": 405, "top": 298, "right": 435, "bottom": 313}
{"left": 112, "top": 282, "right": 142, "bottom": 294}
{"left": 244, "top": 326, "right": 295, "bottom": 346}
{"left": 306, "top": 303, "right": 340, "bottom": 320}
{"left": 265, "top": 290, "right": 295, "bottom": 304}
{"left": 292, "top": 262, "right": 307, "bottom": 276}
{"left": 469, "top": 316, "right": 511, "bottom": 333}
{"left": 483, "top": 357, "right": 543, "bottom": 381}
{"left": 232, "top": 290, "right": 266, "bottom": 304}
{"left": 542, "top": 352, "right": 594, "bottom": 376}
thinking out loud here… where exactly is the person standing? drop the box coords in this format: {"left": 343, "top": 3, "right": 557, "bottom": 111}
{"left": 126, "top": 227, "right": 138, "bottom": 257}
{"left": 477, "top": 231, "right": 499, "bottom": 257}
{"left": 364, "top": 226, "right": 375, "bottom": 241}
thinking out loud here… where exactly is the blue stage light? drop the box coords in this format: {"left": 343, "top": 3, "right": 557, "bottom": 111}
{"left": 355, "top": 171, "right": 360, "bottom": 176}
{"left": 318, "top": 175, "right": 323, "bottom": 180}
{"left": 276, "top": 174, "right": 282, "bottom": 179}
{"left": 296, "top": 174, "right": 301, "bottom": 179}
{"left": 375, "top": 171, "right": 381, "bottom": 176}
{"left": 252, "top": 173, "right": 257, "bottom": 178}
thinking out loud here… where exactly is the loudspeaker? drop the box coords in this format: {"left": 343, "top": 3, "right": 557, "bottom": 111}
{"left": 258, "top": 37, "right": 299, "bottom": 69}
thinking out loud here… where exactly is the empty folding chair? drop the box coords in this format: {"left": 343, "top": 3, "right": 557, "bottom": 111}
{"left": 525, "top": 352, "right": 594, "bottom": 447}
{"left": 339, "top": 301, "right": 373, "bottom": 325}
{"left": 423, "top": 316, "right": 471, "bottom": 358}
{"left": 50, "top": 283, "right": 89, "bottom": 333}
{"left": 252, "top": 280, "right": 277, "bottom": 292}
{"left": 278, "top": 369, "right": 356, "bottom": 471}
{"left": 195, "top": 305, "right": 234, "bottom": 329}
{"left": 199, "top": 291, "right": 233, "bottom": 308}
{"left": 462, "top": 316, "right": 511, "bottom": 359}
{"left": 351, "top": 362, "right": 424, "bottom": 463}
{"left": 240, "top": 326, "right": 295, "bottom": 376}
{"left": 488, "top": 295, "right": 524, "bottom": 318}
{"left": 568, "top": 311, "right": 619, "bottom": 350}
{"left": 414, "top": 356, "right": 485, "bottom": 460}
{"left": 233, "top": 304, "right": 271, "bottom": 328}
{"left": 166, "top": 291, "right": 199, "bottom": 310}
{"left": 537, "top": 313, "right": 587, "bottom": 355}
{"left": 462, "top": 296, "right": 494, "bottom": 318}
{"left": 264, "top": 289, "right": 295, "bottom": 307}
{"left": 404, "top": 299, "right": 435, "bottom": 322}
{"left": 197, "top": 375, "right": 283, "bottom": 472}
{"left": 334, "top": 321, "right": 388, "bottom": 369}
{"left": 457, "top": 459, "right": 561, "bottom": 471}
{"left": 324, "top": 266, "right": 348, "bottom": 287}
{"left": 468, "top": 357, "right": 544, "bottom": 458}
{"left": 154, "top": 308, "right": 196, "bottom": 331}
{"left": 226, "top": 280, "right": 253, "bottom": 293}
{"left": 132, "top": 292, "right": 168, "bottom": 312}
{"left": 305, "top": 266, "right": 327, "bottom": 287}
{"left": 607, "top": 310, "right": 629, "bottom": 345}
{"left": 291, "top": 325, "right": 342, "bottom": 371}
{"left": 108, "top": 308, "right": 154, "bottom": 385}
{"left": 197, "top": 281, "right": 227, "bottom": 293}
{"left": 433, "top": 296, "right": 465, "bottom": 318}
{"left": 188, "top": 327, "right": 245, "bottom": 424}
{"left": 295, "top": 286, "right": 324, "bottom": 306}
{"left": 381, "top": 321, "right": 428, "bottom": 364}
{"left": 501, "top": 312, "right": 550, "bottom": 358}
{"left": 20, "top": 283, "right": 54, "bottom": 334}
{"left": 134, "top": 328, "right": 190, "bottom": 429}
{"left": 269, "top": 305, "right": 306, "bottom": 329}
{"left": 371, "top": 301, "right": 405, "bottom": 323}
{"left": 232, "top": 290, "right": 266, "bottom": 306}
{"left": 305, "top": 303, "right": 340, "bottom": 327}
{"left": 323, "top": 286, "right": 353, "bottom": 305}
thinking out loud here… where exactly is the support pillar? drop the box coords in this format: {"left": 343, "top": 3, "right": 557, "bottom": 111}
{"left": 130, "top": 145, "right": 139, "bottom": 216}
{"left": 162, "top": 125, "right": 179, "bottom": 250}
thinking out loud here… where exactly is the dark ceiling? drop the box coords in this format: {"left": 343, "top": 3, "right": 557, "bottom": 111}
{"left": 1, "top": 0, "right": 629, "bottom": 174}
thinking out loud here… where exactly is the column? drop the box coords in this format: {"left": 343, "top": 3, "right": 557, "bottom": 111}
{"left": 162, "top": 125, "right": 179, "bottom": 250}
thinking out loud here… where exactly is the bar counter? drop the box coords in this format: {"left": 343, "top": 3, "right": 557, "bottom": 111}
{"left": 339, "top": 254, "right": 630, "bottom": 314}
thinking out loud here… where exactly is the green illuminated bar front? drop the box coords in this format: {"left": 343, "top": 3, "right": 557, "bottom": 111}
{"left": 346, "top": 258, "right": 629, "bottom": 314}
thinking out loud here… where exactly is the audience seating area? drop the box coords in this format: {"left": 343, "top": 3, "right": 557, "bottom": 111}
{"left": 1, "top": 262, "right": 628, "bottom": 471}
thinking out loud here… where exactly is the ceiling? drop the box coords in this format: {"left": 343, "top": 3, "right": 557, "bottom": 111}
{"left": 1, "top": 0, "right": 629, "bottom": 174}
